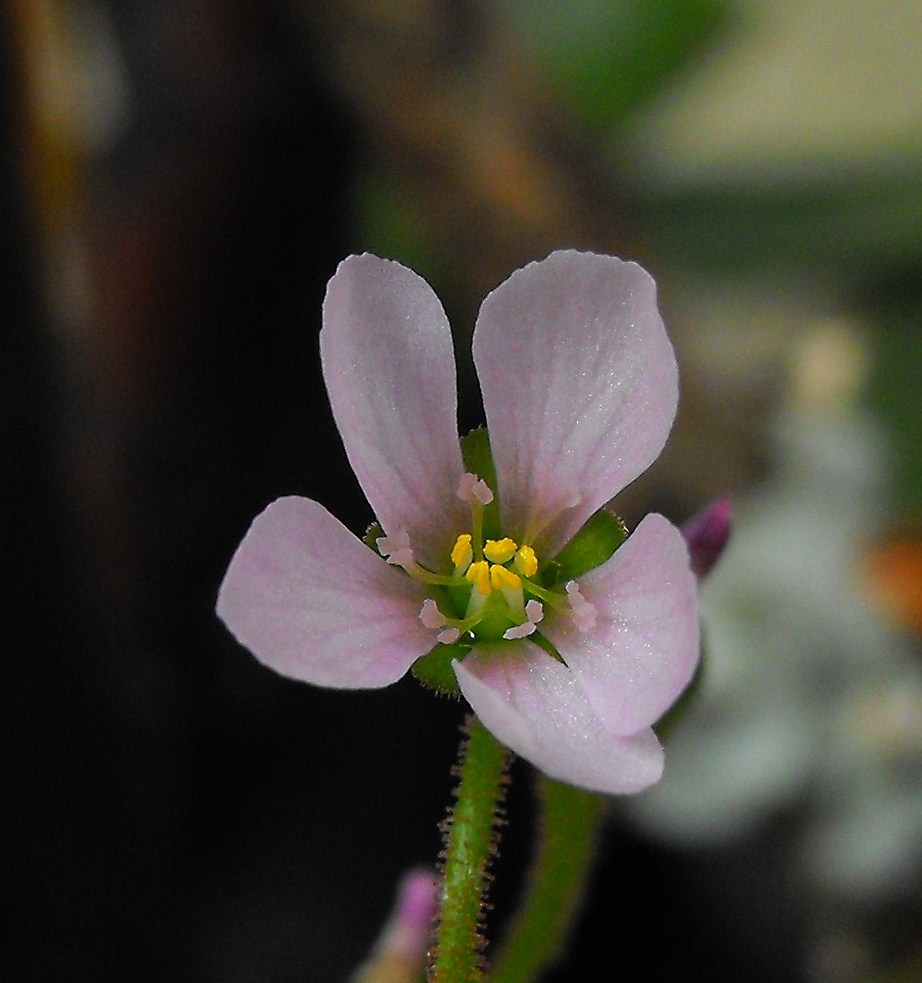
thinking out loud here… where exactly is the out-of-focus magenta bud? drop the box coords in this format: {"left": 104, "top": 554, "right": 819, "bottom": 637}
{"left": 682, "top": 499, "right": 732, "bottom": 580}
{"left": 351, "top": 868, "right": 437, "bottom": 983}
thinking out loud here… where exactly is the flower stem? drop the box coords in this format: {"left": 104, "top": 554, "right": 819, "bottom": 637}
{"left": 430, "top": 715, "right": 511, "bottom": 983}
{"left": 489, "top": 775, "right": 607, "bottom": 983}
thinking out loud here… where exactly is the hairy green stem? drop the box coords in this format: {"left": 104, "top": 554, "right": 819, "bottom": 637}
{"left": 430, "top": 715, "right": 511, "bottom": 983}
{"left": 490, "top": 775, "right": 607, "bottom": 983}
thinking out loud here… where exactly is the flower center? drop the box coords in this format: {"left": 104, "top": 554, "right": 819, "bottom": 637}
{"left": 377, "top": 473, "right": 596, "bottom": 646}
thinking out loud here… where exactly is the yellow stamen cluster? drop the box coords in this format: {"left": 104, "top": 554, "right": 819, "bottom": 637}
{"left": 456, "top": 534, "right": 539, "bottom": 599}
{"left": 409, "top": 473, "right": 564, "bottom": 643}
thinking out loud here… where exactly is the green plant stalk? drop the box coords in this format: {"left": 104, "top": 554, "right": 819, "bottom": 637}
{"left": 430, "top": 715, "right": 511, "bottom": 983}
{"left": 490, "top": 775, "right": 607, "bottom": 983}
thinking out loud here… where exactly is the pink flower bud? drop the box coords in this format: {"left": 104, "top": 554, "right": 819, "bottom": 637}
{"left": 682, "top": 499, "right": 732, "bottom": 580}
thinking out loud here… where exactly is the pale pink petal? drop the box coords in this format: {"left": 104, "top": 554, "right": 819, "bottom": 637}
{"left": 321, "top": 255, "right": 466, "bottom": 569}
{"left": 217, "top": 496, "right": 433, "bottom": 688}
{"left": 543, "top": 513, "right": 699, "bottom": 736}
{"left": 472, "top": 250, "right": 678, "bottom": 558}
{"left": 453, "top": 644, "right": 665, "bottom": 795}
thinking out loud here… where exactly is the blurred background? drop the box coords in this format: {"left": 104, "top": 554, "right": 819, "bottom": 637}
{"left": 5, "top": 1, "right": 921, "bottom": 980}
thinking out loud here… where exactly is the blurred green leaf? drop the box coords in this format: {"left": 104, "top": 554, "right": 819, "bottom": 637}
{"left": 503, "top": 0, "right": 729, "bottom": 130}
{"left": 354, "top": 165, "right": 433, "bottom": 273}
{"left": 637, "top": 167, "right": 922, "bottom": 280}
{"left": 867, "top": 303, "right": 922, "bottom": 516}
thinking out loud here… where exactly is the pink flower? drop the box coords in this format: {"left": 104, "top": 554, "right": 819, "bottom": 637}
{"left": 217, "top": 251, "right": 699, "bottom": 795}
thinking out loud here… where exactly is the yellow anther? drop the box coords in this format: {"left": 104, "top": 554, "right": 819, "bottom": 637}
{"left": 451, "top": 533, "right": 473, "bottom": 569}
{"left": 490, "top": 564, "right": 522, "bottom": 592}
{"left": 484, "top": 538, "right": 518, "bottom": 564}
{"left": 465, "top": 560, "right": 492, "bottom": 596}
{"left": 514, "top": 545, "right": 538, "bottom": 579}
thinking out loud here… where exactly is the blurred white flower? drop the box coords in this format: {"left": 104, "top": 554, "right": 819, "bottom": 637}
{"left": 629, "top": 320, "right": 922, "bottom": 904}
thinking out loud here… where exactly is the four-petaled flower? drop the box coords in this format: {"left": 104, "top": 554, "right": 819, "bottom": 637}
{"left": 217, "top": 250, "right": 699, "bottom": 794}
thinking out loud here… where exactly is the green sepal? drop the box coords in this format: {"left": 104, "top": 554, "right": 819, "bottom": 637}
{"left": 411, "top": 640, "right": 468, "bottom": 696}
{"left": 363, "top": 520, "right": 384, "bottom": 550}
{"left": 543, "top": 508, "right": 628, "bottom": 586}
{"left": 460, "top": 426, "right": 501, "bottom": 541}
{"left": 527, "top": 630, "right": 567, "bottom": 666}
